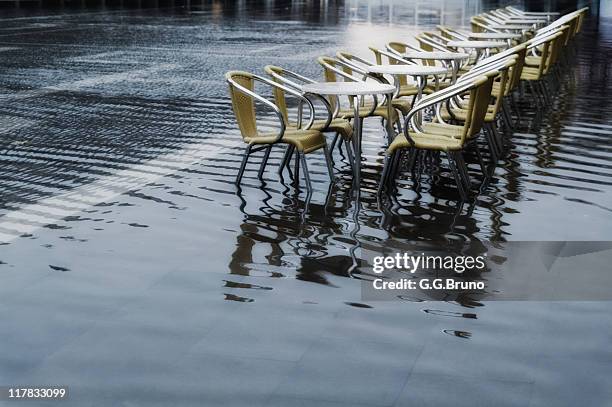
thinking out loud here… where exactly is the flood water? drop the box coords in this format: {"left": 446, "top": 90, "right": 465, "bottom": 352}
{"left": 1, "top": 1, "right": 611, "bottom": 406}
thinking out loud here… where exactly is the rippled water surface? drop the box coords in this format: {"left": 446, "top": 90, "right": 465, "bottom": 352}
{"left": 1, "top": 2, "right": 611, "bottom": 406}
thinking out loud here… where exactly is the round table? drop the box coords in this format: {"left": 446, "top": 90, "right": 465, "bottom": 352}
{"left": 403, "top": 51, "right": 470, "bottom": 83}
{"left": 446, "top": 40, "right": 507, "bottom": 62}
{"left": 468, "top": 32, "right": 522, "bottom": 47}
{"left": 366, "top": 65, "right": 449, "bottom": 128}
{"left": 301, "top": 81, "right": 396, "bottom": 183}
{"left": 502, "top": 18, "right": 546, "bottom": 24}
{"left": 487, "top": 24, "right": 532, "bottom": 31}
{"left": 468, "top": 32, "right": 521, "bottom": 40}
{"left": 366, "top": 64, "right": 449, "bottom": 100}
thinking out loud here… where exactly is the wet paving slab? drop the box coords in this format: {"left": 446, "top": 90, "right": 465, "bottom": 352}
{"left": 1, "top": 2, "right": 612, "bottom": 406}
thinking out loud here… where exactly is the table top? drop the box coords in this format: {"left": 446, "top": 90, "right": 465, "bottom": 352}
{"left": 504, "top": 16, "right": 548, "bottom": 22}
{"left": 403, "top": 51, "right": 470, "bottom": 60}
{"left": 447, "top": 40, "right": 507, "bottom": 49}
{"left": 500, "top": 18, "right": 542, "bottom": 24}
{"left": 366, "top": 64, "right": 450, "bottom": 76}
{"left": 468, "top": 32, "right": 522, "bottom": 40}
{"left": 519, "top": 11, "right": 560, "bottom": 16}
{"left": 488, "top": 24, "right": 532, "bottom": 30}
{"left": 301, "top": 81, "right": 395, "bottom": 96}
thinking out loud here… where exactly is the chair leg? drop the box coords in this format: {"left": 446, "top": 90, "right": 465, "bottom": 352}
{"left": 235, "top": 145, "right": 252, "bottom": 185}
{"left": 454, "top": 151, "right": 471, "bottom": 190}
{"left": 300, "top": 152, "right": 312, "bottom": 191}
{"left": 293, "top": 148, "right": 300, "bottom": 186}
{"left": 278, "top": 145, "right": 294, "bottom": 175}
{"left": 323, "top": 144, "right": 334, "bottom": 182}
{"left": 510, "top": 92, "right": 521, "bottom": 126}
{"left": 483, "top": 124, "right": 499, "bottom": 163}
{"left": 527, "top": 81, "right": 542, "bottom": 110}
{"left": 395, "top": 116, "right": 403, "bottom": 135}
{"left": 536, "top": 80, "right": 549, "bottom": 107}
{"left": 345, "top": 140, "right": 355, "bottom": 172}
{"left": 329, "top": 133, "right": 339, "bottom": 155}
{"left": 388, "top": 149, "right": 404, "bottom": 184}
{"left": 490, "top": 123, "right": 504, "bottom": 157}
{"left": 257, "top": 146, "right": 272, "bottom": 179}
{"left": 502, "top": 99, "right": 514, "bottom": 132}
{"left": 445, "top": 152, "right": 468, "bottom": 201}
{"left": 473, "top": 142, "right": 488, "bottom": 175}
{"left": 536, "top": 81, "right": 549, "bottom": 106}
{"left": 540, "top": 80, "right": 552, "bottom": 105}
{"left": 377, "top": 152, "right": 394, "bottom": 195}
{"left": 406, "top": 148, "right": 418, "bottom": 173}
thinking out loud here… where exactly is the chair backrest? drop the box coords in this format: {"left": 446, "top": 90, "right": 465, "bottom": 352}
{"left": 389, "top": 41, "right": 436, "bottom": 67}
{"left": 507, "top": 45, "right": 527, "bottom": 92}
{"left": 415, "top": 33, "right": 449, "bottom": 52}
{"left": 466, "top": 75, "right": 496, "bottom": 139}
{"left": 456, "top": 61, "right": 508, "bottom": 123}
{"left": 438, "top": 25, "right": 468, "bottom": 40}
{"left": 387, "top": 41, "right": 409, "bottom": 55}
{"left": 533, "top": 31, "right": 564, "bottom": 76}
{"left": 263, "top": 65, "right": 290, "bottom": 123}
{"left": 575, "top": 7, "right": 589, "bottom": 34}
{"left": 265, "top": 65, "right": 333, "bottom": 129}
{"left": 478, "top": 44, "right": 526, "bottom": 93}
{"left": 384, "top": 42, "right": 414, "bottom": 85}
{"left": 226, "top": 71, "right": 259, "bottom": 139}
{"left": 471, "top": 16, "right": 499, "bottom": 33}
{"left": 336, "top": 51, "right": 374, "bottom": 70}
{"left": 476, "top": 42, "right": 526, "bottom": 68}
{"left": 546, "top": 28, "right": 569, "bottom": 71}
{"left": 226, "top": 70, "right": 313, "bottom": 141}
{"left": 489, "top": 57, "right": 516, "bottom": 113}
{"left": 318, "top": 56, "right": 373, "bottom": 112}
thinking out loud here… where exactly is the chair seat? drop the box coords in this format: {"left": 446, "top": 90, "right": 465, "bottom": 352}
{"left": 388, "top": 131, "right": 463, "bottom": 154}
{"left": 425, "top": 80, "right": 453, "bottom": 92}
{"left": 441, "top": 105, "right": 496, "bottom": 122}
{"left": 338, "top": 103, "right": 399, "bottom": 121}
{"left": 422, "top": 122, "right": 465, "bottom": 139}
{"left": 525, "top": 55, "right": 542, "bottom": 66}
{"left": 290, "top": 118, "right": 353, "bottom": 140}
{"left": 248, "top": 129, "right": 326, "bottom": 153}
{"left": 461, "top": 82, "right": 505, "bottom": 101}
{"left": 392, "top": 98, "right": 413, "bottom": 115}
{"left": 492, "top": 82, "right": 506, "bottom": 97}
{"left": 521, "top": 66, "right": 542, "bottom": 80}
{"left": 399, "top": 84, "right": 420, "bottom": 97}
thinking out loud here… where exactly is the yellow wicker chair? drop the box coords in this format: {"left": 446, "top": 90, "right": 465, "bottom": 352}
{"left": 378, "top": 74, "right": 495, "bottom": 199}
{"left": 226, "top": 70, "right": 333, "bottom": 189}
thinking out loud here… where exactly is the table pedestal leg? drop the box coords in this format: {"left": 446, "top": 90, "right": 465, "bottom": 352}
{"left": 353, "top": 95, "right": 362, "bottom": 185}
{"left": 450, "top": 60, "right": 458, "bottom": 84}
{"left": 415, "top": 76, "right": 427, "bottom": 124}
{"left": 386, "top": 92, "right": 395, "bottom": 144}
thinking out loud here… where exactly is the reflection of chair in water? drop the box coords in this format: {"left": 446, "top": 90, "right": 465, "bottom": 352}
{"left": 230, "top": 186, "right": 357, "bottom": 284}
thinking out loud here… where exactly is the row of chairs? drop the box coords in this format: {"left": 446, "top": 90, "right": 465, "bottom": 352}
{"left": 225, "top": 6, "right": 588, "bottom": 200}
